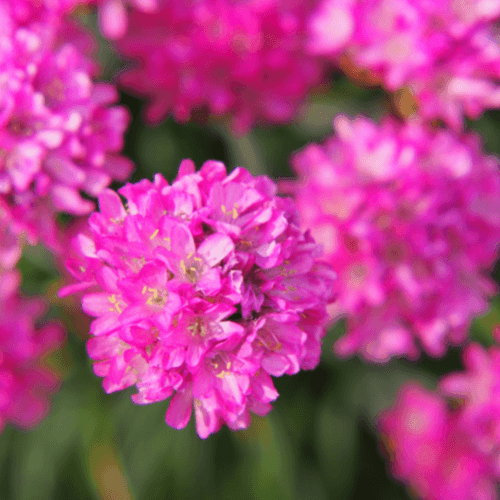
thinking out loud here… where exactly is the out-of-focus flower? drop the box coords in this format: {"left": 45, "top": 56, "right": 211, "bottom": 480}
{"left": 0, "top": 270, "right": 64, "bottom": 432}
{"left": 60, "top": 159, "right": 336, "bottom": 438}
{"left": 0, "top": 0, "right": 133, "bottom": 265}
{"left": 378, "top": 382, "right": 498, "bottom": 500}
{"left": 284, "top": 114, "right": 500, "bottom": 362}
{"left": 115, "top": 0, "right": 325, "bottom": 134}
{"left": 440, "top": 343, "right": 500, "bottom": 472}
{"left": 95, "top": 0, "right": 159, "bottom": 40}
{"left": 307, "top": 0, "right": 500, "bottom": 128}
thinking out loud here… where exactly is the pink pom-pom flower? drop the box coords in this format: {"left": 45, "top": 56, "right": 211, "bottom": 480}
{"left": 284, "top": 114, "right": 500, "bottom": 362}
{"left": 60, "top": 159, "right": 336, "bottom": 438}
{"left": 0, "top": 0, "right": 133, "bottom": 264}
{"left": 307, "top": 0, "right": 500, "bottom": 128}
{"left": 378, "top": 382, "right": 499, "bottom": 500}
{"left": 114, "top": 0, "right": 325, "bottom": 134}
{"left": 0, "top": 270, "right": 64, "bottom": 432}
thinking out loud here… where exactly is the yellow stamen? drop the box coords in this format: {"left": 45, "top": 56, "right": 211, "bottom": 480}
{"left": 150, "top": 229, "right": 159, "bottom": 240}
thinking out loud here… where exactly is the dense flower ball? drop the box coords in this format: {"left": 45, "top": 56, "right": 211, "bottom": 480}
{"left": 115, "top": 0, "right": 325, "bottom": 134}
{"left": 284, "top": 114, "right": 500, "bottom": 362}
{"left": 60, "top": 160, "right": 336, "bottom": 438}
{"left": 0, "top": 270, "right": 64, "bottom": 432}
{"left": 0, "top": 0, "right": 133, "bottom": 263}
{"left": 307, "top": 0, "right": 500, "bottom": 128}
{"left": 378, "top": 382, "right": 499, "bottom": 500}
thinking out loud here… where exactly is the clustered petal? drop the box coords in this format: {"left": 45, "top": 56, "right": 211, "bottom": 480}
{"left": 0, "top": 270, "right": 64, "bottom": 432}
{"left": 285, "top": 114, "right": 500, "bottom": 362}
{"left": 379, "top": 343, "right": 500, "bottom": 500}
{"left": 61, "top": 160, "right": 335, "bottom": 438}
{"left": 0, "top": 0, "right": 133, "bottom": 265}
{"left": 114, "top": 0, "right": 325, "bottom": 134}
{"left": 307, "top": 0, "right": 500, "bottom": 128}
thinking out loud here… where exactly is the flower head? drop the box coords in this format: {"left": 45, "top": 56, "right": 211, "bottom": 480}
{"left": 440, "top": 343, "right": 500, "bottom": 471}
{"left": 61, "top": 159, "right": 335, "bottom": 438}
{"left": 115, "top": 0, "right": 325, "bottom": 134}
{"left": 285, "top": 115, "right": 500, "bottom": 362}
{"left": 0, "top": 270, "right": 64, "bottom": 432}
{"left": 307, "top": 0, "right": 500, "bottom": 128}
{"left": 378, "top": 382, "right": 498, "bottom": 500}
{"left": 0, "top": 0, "right": 133, "bottom": 265}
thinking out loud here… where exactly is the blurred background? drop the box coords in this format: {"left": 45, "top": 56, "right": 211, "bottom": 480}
{"left": 3, "top": 18, "right": 500, "bottom": 500}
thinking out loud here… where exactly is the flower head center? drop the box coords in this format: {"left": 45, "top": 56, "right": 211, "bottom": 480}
{"left": 221, "top": 203, "right": 239, "bottom": 220}
{"left": 142, "top": 286, "right": 168, "bottom": 307}
{"left": 179, "top": 253, "right": 206, "bottom": 283}
{"left": 187, "top": 318, "right": 207, "bottom": 337}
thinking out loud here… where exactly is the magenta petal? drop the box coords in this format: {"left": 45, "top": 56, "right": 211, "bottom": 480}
{"left": 197, "top": 233, "right": 234, "bottom": 267}
{"left": 194, "top": 395, "right": 220, "bottom": 439}
{"left": 82, "top": 293, "right": 114, "bottom": 317}
{"left": 99, "top": 0, "right": 128, "bottom": 40}
{"left": 98, "top": 189, "right": 127, "bottom": 221}
{"left": 186, "top": 343, "right": 206, "bottom": 368}
{"left": 261, "top": 354, "right": 290, "bottom": 377}
{"left": 90, "top": 315, "right": 120, "bottom": 336}
{"left": 166, "top": 388, "right": 193, "bottom": 430}
{"left": 58, "top": 281, "right": 94, "bottom": 298}
{"left": 196, "top": 268, "right": 221, "bottom": 296}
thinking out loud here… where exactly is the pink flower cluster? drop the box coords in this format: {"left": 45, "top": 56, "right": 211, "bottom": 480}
{"left": 60, "top": 160, "right": 336, "bottom": 438}
{"left": 114, "top": 0, "right": 324, "bottom": 133}
{"left": 308, "top": 0, "right": 500, "bottom": 128}
{"left": 379, "top": 342, "right": 500, "bottom": 500}
{"left": 0, "top": 270, "right": 64, "bottom": 432}
{"left": 285, "top": 114, "right": 500, "bottom": 362}
{"left": 0, "top": 0, "right": 133, "bottom": 268}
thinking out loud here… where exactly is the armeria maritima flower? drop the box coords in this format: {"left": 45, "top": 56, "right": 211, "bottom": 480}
{"left": 378, "top": 382, "right": 499, "bottom": 500}
{"left": 307, "top": 0, "right": 500, "bottom": 128}
{"left": 0, "top": 0, "right": 133, "bottom": 264}
{"left": 284, "top": 114, "right": 500, "bottom": 362}
{"left": 60, "top": 159, "right": 336, "bottom": 438}
{"left": 0, "top": 270, "right": 64, "bottom": 432}
{"left": 439, "top": 342, "right": 500, "bottom": 472}
{"left": 115, "top": 0, "right": 325, "bottom": 134}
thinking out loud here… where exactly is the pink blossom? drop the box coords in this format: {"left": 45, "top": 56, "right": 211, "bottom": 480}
{"left": 0, "top": 0, "right": 133, "bottom": 263}
{"left": 440, "top": 343, "right": 500, "bottom": 472}
{"left": 60, "top": 159, "right": 335, "bottom": 438}
{"left": 378, "top": 382, "right": 498, "bottom": 500}
{"left": 0, "top": 270, "right": 64, "bottom": 432}
{"left": 285, "top": 114, "right": 500, "bottom": 362}
{"left": 307, "top": 0, "right": 500, "bottom": 128}
{"left": 115, "top": 0, "right": 325, "bottom": 134}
